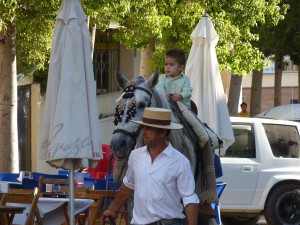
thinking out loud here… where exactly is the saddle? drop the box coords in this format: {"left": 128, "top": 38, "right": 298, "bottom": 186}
{"left": 168, "top": 99, "right": 219, "bottom": 218}
{"left": 168, "top": 100, "right": 222, "bottom": 150}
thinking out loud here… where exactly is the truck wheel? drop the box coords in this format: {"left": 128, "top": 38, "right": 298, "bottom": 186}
{"left": 265, "top": 184, "right": 300, "bottom": 225}
{"left": 221, "top": 215, "right": 260, "bottom": 225}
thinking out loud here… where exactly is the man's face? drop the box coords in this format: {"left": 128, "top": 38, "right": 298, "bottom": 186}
{"left": 141, "top": 126, "right": 164, "bottom": 147}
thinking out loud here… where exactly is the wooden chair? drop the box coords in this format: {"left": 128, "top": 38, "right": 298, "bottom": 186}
{"left": 60, "top": 186, "right": 89, "bottom": 194}
{"left": 9, "top": 187, "right": 38, "bottom": 194}
{"left": 37, "top": 176, "right": 71, "bottom": 225}
{"left": 74, "top": 192, "right": 103, "bottom": 225}
{"left": 37, "top": 176, "right": 71, "bottom": 194}
{"left": 88, "top": 190, "right": 129, "bottom": 225}
{"left": 0, "top": 192, "right": 41, "bottom": 225}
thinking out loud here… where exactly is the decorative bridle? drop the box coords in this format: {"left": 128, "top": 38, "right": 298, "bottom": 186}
{"left": 112, "top": 81, "right": 152, "bottom": 147}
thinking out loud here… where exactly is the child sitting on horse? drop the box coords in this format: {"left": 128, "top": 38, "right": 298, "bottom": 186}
{"left": 156, "top": 49, "right": 193, "bottom": 109}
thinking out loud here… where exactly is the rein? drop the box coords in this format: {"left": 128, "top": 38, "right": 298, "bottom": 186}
{"left": 135, "top": 86, "right": 152, "bottom": 98}
{"left": 113, "top": 128, "right": 139, "bottom": 139}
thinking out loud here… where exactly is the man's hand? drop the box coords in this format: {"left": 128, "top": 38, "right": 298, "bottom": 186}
{"left": 100, "top": 184, "right": 134, "bottom": 224}
{"left": 100, "top": 209, "right": 117, "bottom": 223}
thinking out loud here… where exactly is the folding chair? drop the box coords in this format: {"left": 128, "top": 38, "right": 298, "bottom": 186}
{"left": 89, "top": 189, "right": 129, "bottom": 225}
{"left": 212, "top": 181, "right": 227, "bottom": 225}
{"left": 37, "top": 176, "right": 71, "bottom": 194}
{"left": 59, "top": 186, "right": 89, "bottom": 194}
{"left": 9, "top": 187, "right": 38, "bottom": 194}
{"left": 32, "top": 172, "right": 69, "bottom": 181}
{"left": 0, "top": 192, "right": 41, "bottom": 225}
{"left": 74, "top": 192, "right": 103, "bottom": 225}
{"left": 37, "top": 176, "right": 71, "bottom": 225}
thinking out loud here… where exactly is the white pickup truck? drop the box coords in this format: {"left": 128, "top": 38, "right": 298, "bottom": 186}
{"left": 218, "top": 117, "right": 300, "bottom": 225}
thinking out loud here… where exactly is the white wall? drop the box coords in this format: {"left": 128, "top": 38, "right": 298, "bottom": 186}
{"left": 242, "top": 71, "right": 298, "bottom": 88}
{"left": 29, "top": 47, "right": 141, "bottom": 174}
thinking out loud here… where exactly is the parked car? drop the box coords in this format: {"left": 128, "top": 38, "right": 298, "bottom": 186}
{"left": 218, "top": 117, "right": 300, "bottom": 225}
{"left": 256, "top": 104, "right": 300, "bottom": 122}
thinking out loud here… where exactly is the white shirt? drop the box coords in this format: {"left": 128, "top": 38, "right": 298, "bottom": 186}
{"left": 123, "top": 143, "right": 199, "bottom": 225}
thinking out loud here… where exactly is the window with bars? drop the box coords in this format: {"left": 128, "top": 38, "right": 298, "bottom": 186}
{"left": 93, "top": 30, "right": 120, "bottom": 95}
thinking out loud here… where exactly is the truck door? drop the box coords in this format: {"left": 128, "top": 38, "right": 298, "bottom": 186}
{"left": 218, "top": 123, "right": 259, "bottom": 205}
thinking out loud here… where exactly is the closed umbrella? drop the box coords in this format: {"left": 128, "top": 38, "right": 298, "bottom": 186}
{"left": 186, "top": 14, "right": 234, "bottom": 154}
{"left": 40, "top": 0, "right": 102, "bottom": 223}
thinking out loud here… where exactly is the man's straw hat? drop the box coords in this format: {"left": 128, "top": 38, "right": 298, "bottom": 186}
{"left": 131, "top": 107, "right": 183, "bottom": 129}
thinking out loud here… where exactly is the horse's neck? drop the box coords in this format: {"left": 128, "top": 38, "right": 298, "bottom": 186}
{"left": 149, "top": 88, "right": 185, "bottom": 151}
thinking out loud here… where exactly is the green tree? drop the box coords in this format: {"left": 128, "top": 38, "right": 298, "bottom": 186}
{"left": 0, "top": 0, "right": 286, "bottom": 171}
{"left": 254, "top": 0, "right": 299, "bottom": 107}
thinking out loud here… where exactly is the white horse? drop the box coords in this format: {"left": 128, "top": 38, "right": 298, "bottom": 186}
{"left": 110, "top": 70, "right": 219, "bottom": 225}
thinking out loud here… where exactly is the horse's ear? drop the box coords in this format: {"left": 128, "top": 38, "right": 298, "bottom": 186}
{"left": 115, "top": 70, "right": 128, "bottom": 89}
{"left": 146, "top": 68, "right": 159, "bottom": 89}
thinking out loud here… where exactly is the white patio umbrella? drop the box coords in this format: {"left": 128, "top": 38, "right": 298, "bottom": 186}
{"left": 40, "top": 0, "right": 102, "bottom": 223}
{"left": 186, "top": 14, "right": 234, "bottom": 154}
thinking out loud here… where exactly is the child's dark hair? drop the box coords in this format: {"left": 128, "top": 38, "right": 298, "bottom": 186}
{"left": 165, "top": 49, "right": 186, "bottom": 66}
{"left": 240, "top": 102, "right": 247, "bottom": 107}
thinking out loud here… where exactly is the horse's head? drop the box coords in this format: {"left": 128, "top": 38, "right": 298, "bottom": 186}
{"left": 110, "top": 69, "right": 159, "bottom": 159}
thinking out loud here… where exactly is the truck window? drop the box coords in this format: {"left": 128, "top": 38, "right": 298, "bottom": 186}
{"left": 224, "top": 124, "right": 255, "bottom": 158}
{"left": 263, "top": 124, "right": 300, "bottom": 158}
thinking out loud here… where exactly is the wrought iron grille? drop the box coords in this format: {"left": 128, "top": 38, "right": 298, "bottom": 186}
{"left": 93, "top": 30, "right": 120, "bottom": 94}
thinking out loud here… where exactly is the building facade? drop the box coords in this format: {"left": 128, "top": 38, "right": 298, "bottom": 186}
{"left": 241, "top": 57, "right": 299, "bottom": 113}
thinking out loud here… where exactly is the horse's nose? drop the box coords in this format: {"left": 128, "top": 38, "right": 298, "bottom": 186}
{"left": 111, "top": 136, "right": 129, "bottom": 151}
{"left": 119, "top": 139, "right": 128, "bottom": 148}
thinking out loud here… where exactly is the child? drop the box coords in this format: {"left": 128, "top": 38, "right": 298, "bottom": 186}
{"left": 238, "top": 102, "right": 250, "bottom": 117}
{"left": 156, "top": 49, "right": 193, "bottom": 109}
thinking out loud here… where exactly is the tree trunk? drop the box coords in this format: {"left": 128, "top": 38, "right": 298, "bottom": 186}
{"left": 0, "top": 22, "right": 19, "bottom": 172}
{"left": 298, "top": 64, "right": 300, "bottom": 102}
{"left": 139, "top": 40, "right": 155, "bottom": 78}
{"left": 227, "top": 74, "right": 242, "bottom": 116}
{"left": 274, "top": 50, "right": 283, "bottom": 106}
{"left": 250, "top": 69, "right": 263, "bottom": 117}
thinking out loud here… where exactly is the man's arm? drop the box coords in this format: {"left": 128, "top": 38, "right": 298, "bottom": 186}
{"left": 100, "top": 184, "right": 134, "bottom": 222}
{"left": 185, "top": 203, "right": 198, "bottom": 225}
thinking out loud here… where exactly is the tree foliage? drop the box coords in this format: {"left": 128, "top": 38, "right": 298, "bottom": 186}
{"left": 0, "top": 0, "right": 286, "bottom": 77}
{"left": 251, "top": 0, "right": 299, "bottom": 106}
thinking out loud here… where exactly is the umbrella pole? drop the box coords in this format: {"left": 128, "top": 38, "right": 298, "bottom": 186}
{"left": 69, "top": 161, "right": 75, "bottom": 225}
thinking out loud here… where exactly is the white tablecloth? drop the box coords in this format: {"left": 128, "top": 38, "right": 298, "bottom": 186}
{"left": 9, "top": 197, "right": 93, "bottom": 225}
{"left": 0, "top": 181, "right": 21, "bottom": 193}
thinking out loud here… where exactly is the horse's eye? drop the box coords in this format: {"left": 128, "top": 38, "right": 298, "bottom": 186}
{"left": 137, "top": 102, "right": 146, "bottom": 109}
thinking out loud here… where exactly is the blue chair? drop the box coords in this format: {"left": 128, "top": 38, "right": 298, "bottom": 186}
{"left": 83, "top": 177, "right": 106, "bottom": 190}
{"left": 32, "top": 172, "right": 69, "bottom": 181}
{"left": 108, "top": 181, "right": 121, "bottom": 190}
{"left": 212, "top": 181, "right": 227, "bottom": 225}
{"left": 22, "top": 178, "right": 39, "bottom": 190}
{"left": 58, "top": 170, "right": 69, "bottom": 176}
{"left": 0, "top": 173, "right": 20, "bottom": 182}
{"left": 58, "top": 171, "right": 91, "bottom": 183}
{"left": 75, "top": 172, "right": 91, "bottom": 183}
{"left": 83, "top": 177, "right": 121, "bottom": 190}
{"left": 82, "top": 179, "right": 95, "bottom": 188}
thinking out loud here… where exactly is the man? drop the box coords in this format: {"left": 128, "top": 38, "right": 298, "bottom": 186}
{"left": 101, "top": 107, "right": 199, "bottom": 225}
